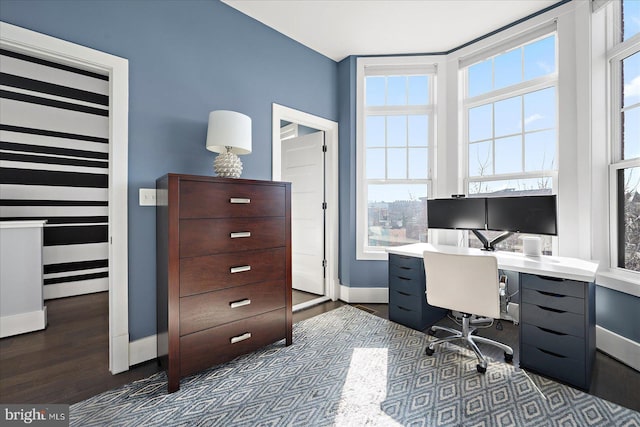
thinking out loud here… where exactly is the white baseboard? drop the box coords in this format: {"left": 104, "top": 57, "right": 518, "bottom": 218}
{"left": 129, "top": 334, "right": 157, "bottom": 367}
{"left": 44, "top": 278, "right": 108, "bottom": 300}
{"left": 0, "top": 307, "right": 47, "bottom": 338}
{"left": 339, "top": 285, "right": 388, "bottom": 304}
{"left": 596, "top": 325, "right": 640, "bottom": 372}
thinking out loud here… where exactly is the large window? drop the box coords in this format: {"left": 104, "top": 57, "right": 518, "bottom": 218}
{"left": 609, "top": 0, "right": 640, "bottom": 272}
{"left": 356, "top": 58, "right": 437, "bottom": 259}
{"left": 463, "top": 28, "right": 558, "bottom": 253}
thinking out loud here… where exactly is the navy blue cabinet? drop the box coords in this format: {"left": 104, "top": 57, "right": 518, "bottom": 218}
{"left": 388, "top": 254, "right": 447, "bottom": 331}
{"left": 519, "top": 273, "right": 595, "bottom": 390}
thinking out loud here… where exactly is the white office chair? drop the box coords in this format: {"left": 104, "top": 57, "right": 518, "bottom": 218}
{"left": 423, "top": 250, "right": 514, "bottom": 373}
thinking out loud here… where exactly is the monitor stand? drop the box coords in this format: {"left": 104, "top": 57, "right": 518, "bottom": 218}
{"left": 472, "top": 229, "right": 513, "bottom": 251}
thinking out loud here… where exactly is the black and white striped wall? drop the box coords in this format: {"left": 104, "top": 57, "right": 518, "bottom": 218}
{"left": 0, "top": 48, "right": 110, "bottom": 299}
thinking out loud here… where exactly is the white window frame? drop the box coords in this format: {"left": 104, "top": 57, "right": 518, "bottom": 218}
{"left": 460, "top": 25, "right": 559, "bottom": 252}
{"left": 607, "top": 0, "right": 640, "bottom": 277}
{"left": 356, "top": 56, "right": 440, "bottom": 260}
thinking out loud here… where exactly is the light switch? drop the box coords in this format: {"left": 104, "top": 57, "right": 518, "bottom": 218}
{"left": 139, "top": 188, "right": 157, "bottom": 206}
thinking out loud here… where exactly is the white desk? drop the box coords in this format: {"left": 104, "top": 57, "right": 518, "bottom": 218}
{"left": 387, "top": 243, "right": 598, "bottom": 283}
{"left": 386, "top": 242, "right": 599, "bottom": 390}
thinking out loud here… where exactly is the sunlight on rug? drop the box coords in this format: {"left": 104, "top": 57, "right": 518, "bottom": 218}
{"left": 70, "top": 305, "right": 640, "bottom": 426}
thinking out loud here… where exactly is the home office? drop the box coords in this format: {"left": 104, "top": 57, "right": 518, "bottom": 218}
{"left": 387, "top": 195, "right": 599, "bottom": 389}
{"left": 1, "top": 0, "right": 639, "bottom": 424}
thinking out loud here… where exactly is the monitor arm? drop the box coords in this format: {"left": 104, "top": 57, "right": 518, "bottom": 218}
{"left": 472, "top": 229, "right": 513, "bottom": 251}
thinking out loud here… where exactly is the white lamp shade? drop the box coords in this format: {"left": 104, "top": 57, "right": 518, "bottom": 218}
{"left": 205, "top": 110, "right": 252, "bottom": 155}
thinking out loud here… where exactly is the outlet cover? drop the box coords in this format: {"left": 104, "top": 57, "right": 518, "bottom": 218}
{"left": 139, "top": 188, "right": 157, "bottom": 206}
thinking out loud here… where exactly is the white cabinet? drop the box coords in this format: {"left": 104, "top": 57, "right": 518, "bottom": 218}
{"left": 0, "top": 220, "right": 47, "bottom": 337}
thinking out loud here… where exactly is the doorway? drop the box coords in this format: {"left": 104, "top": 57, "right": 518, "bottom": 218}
{"left": 271, "top": 104, "right": 339, "bottom": 311}
{"left": 0, "top": 22, "right": 129, "bottom": 374}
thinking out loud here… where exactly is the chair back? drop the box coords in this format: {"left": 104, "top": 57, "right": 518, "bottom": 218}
{"left": 423, "top": 250, "right": 500, "bottom": 319}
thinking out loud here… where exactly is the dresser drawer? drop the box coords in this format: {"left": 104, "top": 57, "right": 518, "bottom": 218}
{"left": 389, "top": 288, "right": 423, "bottom": 312}
{"left": 180, "top": 180, "right": 285, "bottom": 219}
{"left": 521, "top": 343, "right": 586, "bottom": 389}
{"left": 180, "top": 248, "right": 285, "bottom": 297}
{"left": 521, "top": 323, "right": 585, "bottom": 360}
{"left": 521, "top": 288, "right": 584, "bottom": 315}
{"left": 180, "top": 217, "right": 285, "bottom": 258}
{"left": 180, "top": 308, "right": 286, "bottom": 378}
{"left": 521, "top": 302, "right": 584, "bottom": 337}
{"left": 521, "top": 273, "right": 585, "bottom": 299}
{"left": 389, "top": 254, "right": 422, "bottom": 270}
{"left": 180, "top": 280, "right": 285, "bottom": 335}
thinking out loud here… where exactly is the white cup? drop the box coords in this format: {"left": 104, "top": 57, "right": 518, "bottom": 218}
{"left": 522, "top": 236, "right": 542, "bottom": 257}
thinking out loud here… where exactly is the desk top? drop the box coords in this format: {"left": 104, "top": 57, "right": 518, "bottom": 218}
{"left": 387, "top": 243, "right": 599, "bottom": 282}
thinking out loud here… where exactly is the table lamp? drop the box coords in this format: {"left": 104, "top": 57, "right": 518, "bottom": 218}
{"left": 205, "top": 110, "right": 252, "bottom": 178}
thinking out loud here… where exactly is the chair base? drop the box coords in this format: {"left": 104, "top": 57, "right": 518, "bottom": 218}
{"left": 425, "top": 313, "right": 514, "bottom": 373}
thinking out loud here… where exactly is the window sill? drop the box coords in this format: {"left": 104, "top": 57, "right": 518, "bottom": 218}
{"left": 596, "top": 269, "right": 640, "bottom": 297}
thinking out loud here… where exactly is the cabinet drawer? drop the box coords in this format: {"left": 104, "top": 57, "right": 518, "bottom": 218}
{"left": 180, "top": 217, "right": 285, "bottom": 258}
{"left": 522, "top": 288, "right": 584, "bottom": 315}
{"left": 521, "top": 323, "right": 584, "bottom": 360}
{"left": 521, "top": 303, "right": 584, "bottom": 337}
{"left": 389, "top": 263, "right": 423, "bottom": 285}
{"left": 180, "top": 248, "right": 285, "bottom": 297}
{"left": 180, "top": 280, "right": 286, "bottom": 335}
{"left": 389, "top": 288, "right": 422, "bottom": 312}
{"left": 180, "top": 308, "right": 286, "bottom": 378}
{"left": 389, "top": 304, "right": 424, "bottom": 330}
{"left": 389, "top": 254, "right": 422, "bottom": 270}
{"left": 521, "top": 274, "right": 585, "bottom": 299}
{"left": 180, "top": 180, "right": 285, "bottom": 219}
{"left": 521, "top": 343, "right": 586, "bottom": 389}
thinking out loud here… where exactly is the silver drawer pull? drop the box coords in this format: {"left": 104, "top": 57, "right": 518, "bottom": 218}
{"left": 230, "top": 198, "right": 251, "bottom": 204}
{"left": 230, "top": 299, "right": 251, "bottom": 308}
{"left": 230, "top": 231, "right": 251, "bottom": 239}
{"left": 230, "top": 265, "right": 251, "bottom": 274}
{"left": 230, "top": 332, "right": 252, "bottom": 344}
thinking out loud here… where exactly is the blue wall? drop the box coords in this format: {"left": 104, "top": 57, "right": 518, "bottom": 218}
{"left": 0, "top": 0, "right": 338, "bottom": 340}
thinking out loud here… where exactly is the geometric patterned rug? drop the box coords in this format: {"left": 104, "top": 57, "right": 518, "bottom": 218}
{"left": 71, "top": 305, "right": 640, "bottom": 426}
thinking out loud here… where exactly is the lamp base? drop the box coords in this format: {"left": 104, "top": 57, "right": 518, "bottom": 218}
{"left": 214, "top": 151, "right": 243, "bottom": 178}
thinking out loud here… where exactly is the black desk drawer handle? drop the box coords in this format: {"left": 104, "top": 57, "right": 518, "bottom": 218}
{"left": 397, "top": 306, "right": 411, "bottom": 312}
{"left": 538, "top": 347, "right": 567, "bottom": 358}
{"left": 536, "top": 326, "right": 567, "bottom": 336}
{"left": 535, "top": 274, "right": 564, "bottom": 282}
{"left": 397, "top": 291, "right": 411, "bottom": 296}
{"left": 537, "top": 305, "right": 565, "bottom": 314}
{"left": 537, "top": 290, "right": 565, "bottom": 298}
{"left": 397, "top": 276, "right": 411, "bottom": 281}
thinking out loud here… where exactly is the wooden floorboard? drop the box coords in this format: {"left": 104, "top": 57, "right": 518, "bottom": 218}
{"left": 1, "top": 292, "right": 638, "bottom": 413}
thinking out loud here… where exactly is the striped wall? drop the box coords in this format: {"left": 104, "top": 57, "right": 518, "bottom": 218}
{"left": 0, "top": 48, "right": 110, "bottom": 300}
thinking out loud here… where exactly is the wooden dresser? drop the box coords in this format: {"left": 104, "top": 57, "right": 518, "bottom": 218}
{"left": 156, "top": 174, "right": 292, "bottom": 393}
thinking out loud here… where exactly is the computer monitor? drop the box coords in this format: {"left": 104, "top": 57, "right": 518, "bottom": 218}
{"left": 427, "top": 198, "right": 487, "bottom": 230}
{"left": 486, "top": 195, "right": 557, "bottom": 236}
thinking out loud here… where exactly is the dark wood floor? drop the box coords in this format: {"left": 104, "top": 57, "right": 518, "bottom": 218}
{"left": 1, "top": 292, "right": 638, "bottom": 413}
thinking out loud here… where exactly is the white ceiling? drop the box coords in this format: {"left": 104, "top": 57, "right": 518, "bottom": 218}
{"left": 222, "top": 0, "right": 560, "bottom": 62}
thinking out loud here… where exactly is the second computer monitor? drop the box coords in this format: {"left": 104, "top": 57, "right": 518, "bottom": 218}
{"left": 486, "top": 195, "right": 557, "bottom": 236}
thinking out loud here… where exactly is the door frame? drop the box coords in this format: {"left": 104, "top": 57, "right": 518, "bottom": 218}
{"left": 0, "top": 22, "right": 130, "bottom": 374}
{"left": 271, "top": 103, "right": 339, "bottom": 303}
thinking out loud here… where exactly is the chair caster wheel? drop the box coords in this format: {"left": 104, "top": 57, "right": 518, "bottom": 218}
{"left": 427, "top": 328, "right": 437, "bottom": 336}
{"left": 504, "top": 352, "right": 514, "bottom": 363}
{"left": 425, "top": 347, "right": 434, "bottom": 356}
{"left": 476, "top": 364, "right": 487, "bottom": 374}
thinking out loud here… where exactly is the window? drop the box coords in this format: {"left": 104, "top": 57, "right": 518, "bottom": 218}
{"left": 609, "top": 0, "right": 640, "bottom": 273}
{"left": 356, "top": 58, "right": 437, "bottom": 259}
{"left": 463, "top": 28, "right": 558, "bottom": 253}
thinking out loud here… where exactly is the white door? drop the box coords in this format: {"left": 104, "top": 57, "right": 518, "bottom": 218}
{"left": 281, "top": 131, "right": 325, "bottom": 295}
